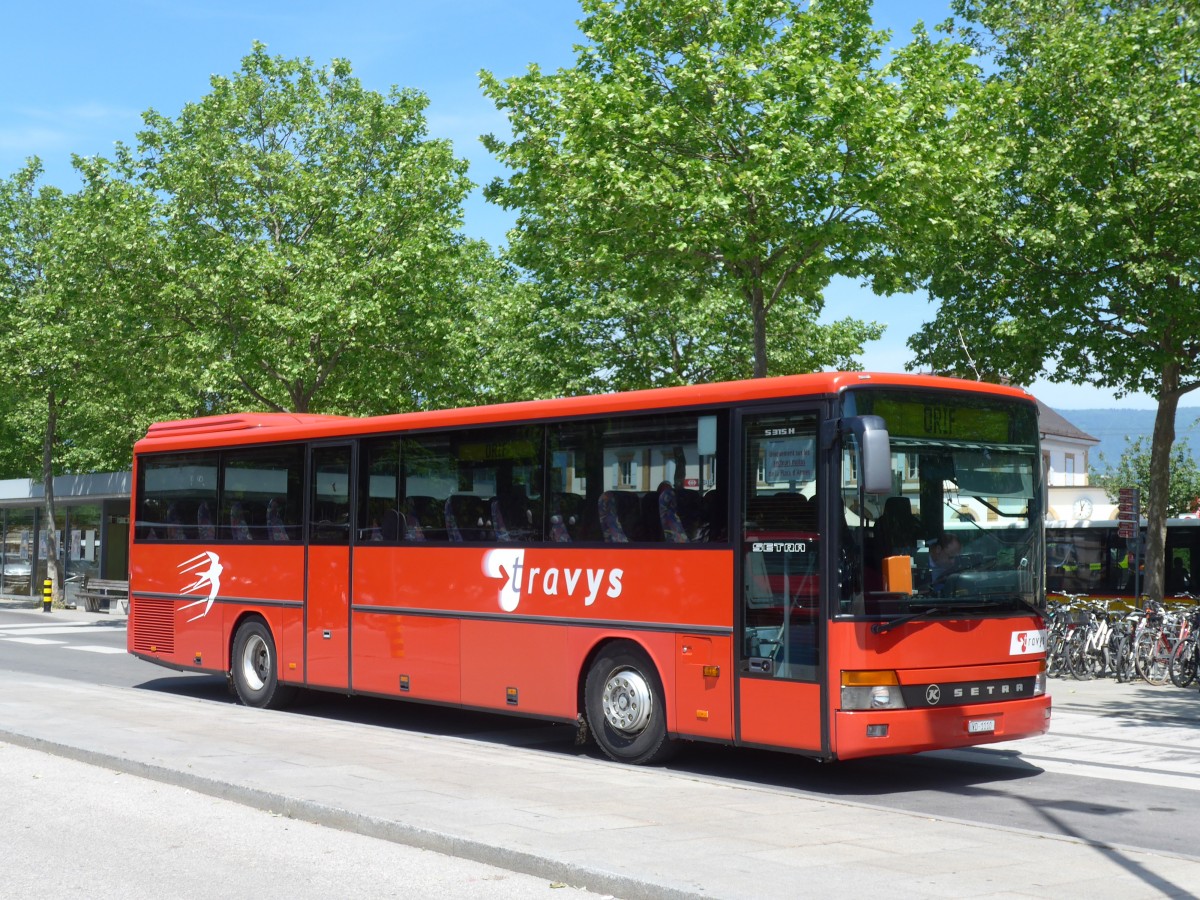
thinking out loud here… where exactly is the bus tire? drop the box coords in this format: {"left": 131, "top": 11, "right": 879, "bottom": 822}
{"left": 231, "top": 619, "right": 297, "bottom": 710}
{"left": 585, "top": 642, "right": 675, "bottom": 765}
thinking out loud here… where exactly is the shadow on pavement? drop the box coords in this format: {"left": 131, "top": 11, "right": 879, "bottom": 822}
{"left": 132, "top": 673, "right": 1044, "bottom": 798}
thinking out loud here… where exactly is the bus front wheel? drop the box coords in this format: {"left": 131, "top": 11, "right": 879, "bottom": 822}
{"left": 585, "top": 642, "right": 675, "bottom": 765}
{"left": 231, "top": 619, "right": 297, "bottom": 710}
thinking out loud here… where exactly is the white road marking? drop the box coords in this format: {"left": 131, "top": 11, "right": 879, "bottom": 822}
{"left": 0, "top": 626, "right": 111, "bottom": 638}
{"left": 0, "top": 619, "right": 126, "bottom": 652}
{"left": 65, "top": 645, "right": 127, "bottom": 655}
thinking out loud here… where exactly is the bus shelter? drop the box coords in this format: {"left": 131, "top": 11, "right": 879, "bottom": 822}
{"left": 0, "top": 472, "right": 130, "bottom": 601}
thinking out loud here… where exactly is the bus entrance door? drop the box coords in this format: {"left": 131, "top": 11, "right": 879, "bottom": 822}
{"left": 736, "top": 409, "right": 824, "bottom": 754}
{"left": 305, "top": 443, "right": 354, "bottom": 690}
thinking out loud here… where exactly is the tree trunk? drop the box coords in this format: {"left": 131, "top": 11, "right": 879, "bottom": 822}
{"left": 1143, "top": 362, "right": 1181, "bottom": 604}
{"left": 42, "top": 389, "right": 65, "bottom": 606}
{"left": 750, "top": 286, "right": 768, "bottom": 379}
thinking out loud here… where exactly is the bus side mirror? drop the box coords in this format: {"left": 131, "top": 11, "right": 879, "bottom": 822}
{"left": 842, "top": 415, "right": 892, "bottom": 495}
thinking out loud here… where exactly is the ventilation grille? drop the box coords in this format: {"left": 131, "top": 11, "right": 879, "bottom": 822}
{"left": 132, "top": 598, "right": 176, "bottom": 654}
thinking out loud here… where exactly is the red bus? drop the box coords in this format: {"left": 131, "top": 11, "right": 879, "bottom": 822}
{"left": 127, "top": 372, "right": 1050, "bottom": 763}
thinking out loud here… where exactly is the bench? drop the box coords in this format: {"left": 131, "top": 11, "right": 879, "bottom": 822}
{"left": 77, "top": 577, "right": 130, "bottom": 614}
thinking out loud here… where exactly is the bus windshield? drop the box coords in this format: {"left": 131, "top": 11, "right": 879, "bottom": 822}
{"left": 839, "top": 390, "right": 1043, "bottom": 619}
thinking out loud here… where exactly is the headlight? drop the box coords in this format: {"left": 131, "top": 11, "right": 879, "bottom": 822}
{"left": 841, "top": 670, "right": 907, "bottom": 710}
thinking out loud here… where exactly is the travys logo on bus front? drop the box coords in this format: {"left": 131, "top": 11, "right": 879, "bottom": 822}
{"left": 482, "top": 549, "right": 624, "bottom": 612}
{"left": 1010, "top": 629, "right": 1047, "bottom": 655}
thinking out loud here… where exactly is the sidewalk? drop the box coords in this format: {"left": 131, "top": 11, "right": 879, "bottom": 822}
{"left": 2, "top": 662, "right": 1199, "bottom": 899}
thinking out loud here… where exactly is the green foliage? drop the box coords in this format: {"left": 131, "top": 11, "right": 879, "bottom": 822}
{"left": 0, "top": 158, "right": 178, "bottom": 476}
{"left": 906, "top": 1, "right": 1200, "bottom": 397}
{"left": 135, "top": 43, "right": 480, "bottom": 414}
{"left": 481, "top": 0, "right": 932, "bottom": 380}
{"left": 1093, "top": 436, "right": 1200, "bottom": 518}
{"left": 471, "top": 266, "right": 885, "bottom": 400}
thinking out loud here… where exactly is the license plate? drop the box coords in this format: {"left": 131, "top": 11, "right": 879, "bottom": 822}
{"left": 968, "top": 719, "right": 996, "bottom": 734}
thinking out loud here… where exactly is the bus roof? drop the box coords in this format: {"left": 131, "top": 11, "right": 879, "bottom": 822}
{"left": 134, "top": 372, "right": 1035, "bottom": 453}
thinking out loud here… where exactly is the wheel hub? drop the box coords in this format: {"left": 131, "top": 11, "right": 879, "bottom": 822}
{"left": 240, "top": 634, "right": 269, "bottom": 691}
{"left": 602, "top": 668, "right": 653, "bottom": 735}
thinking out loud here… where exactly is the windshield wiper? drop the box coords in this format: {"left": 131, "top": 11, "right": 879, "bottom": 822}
{"left": 968, "top": 597, "right": 1046, "bottom": 618}
{"left": 871, "top": 607, "right": 942, "bottom": 634}
{"left": 871, "top": 597, "right": 1042, "bottom": 634}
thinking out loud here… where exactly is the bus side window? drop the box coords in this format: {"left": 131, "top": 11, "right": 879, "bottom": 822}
{"left": 135, "top": 452, "right": 218, "bottom": 543}
{"left": 221, "top": 446, "right": 304, "bottom": 543}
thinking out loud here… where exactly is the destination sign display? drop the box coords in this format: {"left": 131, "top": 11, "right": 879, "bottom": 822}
{"left": 868, "top": 397, "right": 1012, "bottom": 443}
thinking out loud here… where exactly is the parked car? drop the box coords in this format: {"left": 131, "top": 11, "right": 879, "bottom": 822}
{"left": 2, "top": 557, "right": 32, "bottom": 594}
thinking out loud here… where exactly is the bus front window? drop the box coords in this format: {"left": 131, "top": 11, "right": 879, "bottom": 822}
{"left": 839, "top": 392, "right": 1044, "bottom": 620}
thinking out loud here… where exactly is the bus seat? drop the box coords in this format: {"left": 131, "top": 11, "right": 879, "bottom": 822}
{"left": 677, "top": 488, "right": 702, "bottom": 539}
{"left": 874, "top": 496, "right": 920, "bottom": 557}
{"left": 492, "top": 487, "right": 535, "bottom": 543}
{"left": 700, "top": 489, "right": 727, "bottom": 542}
{"left": 446, "top": 494, "right": 490, "bottom": 541}
{"left": 550, "top": 492, "right": 584, "bottom": 542}
{"left": 266, "top": 498, "right": 289, "bottom": 541}
{"left": 406, "top": 496, "right": 441, "bottom": 541}
{"left": 166, "top": 503, "right": 187, "bottom": 540}
{"left": 657, "top": 482, "right": 688, "bottom": 543}
{"left": 599, "top": 491, "right": 632, "bottom": 543}
{"left": 229, "top": 502, "right": 252, "bottom": 541}
{"left": 491, "top": 498, "right": 511, "bottom": 541}
{"left": 197, "top": 502, "right": 216, "bottom": 540}
{"left": 398, "top": 500, "right": 426, "bottom": 541}
{"left": 380, "top": 508, "right": 401, "bottom": 542}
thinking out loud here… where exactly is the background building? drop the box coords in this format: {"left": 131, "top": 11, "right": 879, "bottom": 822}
{"left": 1038, "top": 402, "right": 1109, "bottom": 523}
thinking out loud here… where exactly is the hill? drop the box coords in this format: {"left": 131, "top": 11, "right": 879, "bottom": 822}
{"left": 1053, "top": 407, "right": 1200, "bottom": 471}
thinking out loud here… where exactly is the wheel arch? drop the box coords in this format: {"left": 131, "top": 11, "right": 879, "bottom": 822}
{"left": 575, "top": 632, "right": 676, "bottom": 733}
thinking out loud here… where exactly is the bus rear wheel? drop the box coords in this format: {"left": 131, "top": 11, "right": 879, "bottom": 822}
{"left": 231, "top": 619, "right": 297, "bottom": 710}
{"left": 585, "top": 642, "right": 675, "bottom": 765}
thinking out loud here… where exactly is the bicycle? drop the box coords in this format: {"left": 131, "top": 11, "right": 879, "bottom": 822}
{"left": 1168, "top": 605, "right": 1200, "bottom": 688}
{"left": 1046, "top": 597, "right": 1084, "bottom": 678}
{"left": 1135, "top": 600, "right": 1189, "bottom": 686}
{"left": 1068, "top": 600, "right": 1114, "bottom": 680}
{"left": 1110, "top": 603, "right": 1143, "bottom": 683}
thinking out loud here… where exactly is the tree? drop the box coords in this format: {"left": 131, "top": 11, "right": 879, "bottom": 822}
{"left": 904, "top": 1, "right": 1200, "bottom": 601}
{"left": 134, "top": 43, "right": 480, "bottom": 415}
{"left": 0, "top": 158, "right": 168, "bottom": 600}
{"left": 480, "top": 0, "right": 951, "bottom": 382}
{"left": 1092, "top": 436, "right": 1200, "bottom": 519}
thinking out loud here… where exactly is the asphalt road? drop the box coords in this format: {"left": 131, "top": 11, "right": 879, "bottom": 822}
{"left": 3, "top": 606, "right": 1200, "bottom": 880}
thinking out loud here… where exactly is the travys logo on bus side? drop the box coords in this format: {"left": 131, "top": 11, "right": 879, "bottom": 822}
{"left": 483, "top": 549, "right": 624, "bottom": 612}
{"left": 178, "top": 551, "right": 223, "bottom": 622}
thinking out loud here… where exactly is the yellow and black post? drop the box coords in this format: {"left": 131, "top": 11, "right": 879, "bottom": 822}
{"left": 42, "top": 578, "right": 52, "bottom": 613}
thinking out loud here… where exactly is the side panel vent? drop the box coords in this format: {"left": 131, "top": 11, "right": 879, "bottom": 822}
{"left": 132, "top": 598, "right": 176, "bottom": 654}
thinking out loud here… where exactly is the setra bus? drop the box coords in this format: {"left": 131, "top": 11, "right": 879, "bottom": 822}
{"left": 127, "top": 372, "right": 1050, "bottom": 763}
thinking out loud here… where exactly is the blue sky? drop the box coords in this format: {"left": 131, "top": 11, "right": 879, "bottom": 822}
{"left": 1, "top": 1, "right": 1156, "bottom": 410}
